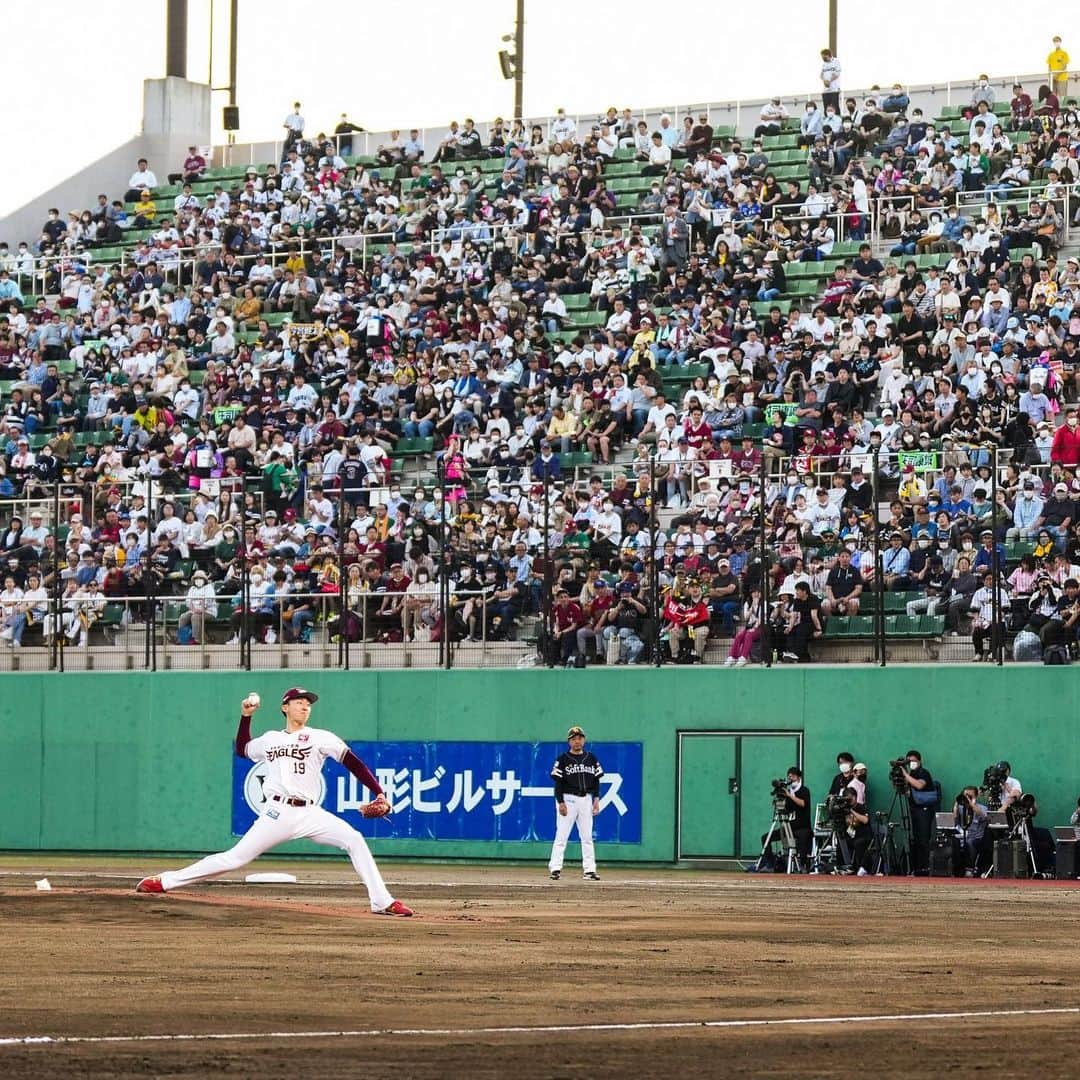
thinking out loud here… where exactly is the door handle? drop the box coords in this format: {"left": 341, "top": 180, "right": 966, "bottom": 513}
{"left": 729, "top": 778, "right": 739, "bottom": 795}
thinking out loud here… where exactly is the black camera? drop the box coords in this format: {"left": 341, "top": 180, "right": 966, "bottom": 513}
{"left": 888, "top": 758, "right": 908, "bottom": 792}
{"left": 770, "top": 778, "right": 790, "bottom": 812}
{"left": 1010, "top": 793, "right": 1038, "bottom": 821}
{"left": 981, "top": 762, "right": 1008, "bottom": 810}
{"left": 825, "top": 793, "right": 851, "bottom": 828}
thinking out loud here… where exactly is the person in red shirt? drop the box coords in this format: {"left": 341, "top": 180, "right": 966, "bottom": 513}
{"left": 168, "top": 145, "right": 207, "bottom": 184}
{"left": 96, "top": 509, "right": 122, "bottom": 545}
{"left": 1010, "top": 83, "right": 1033, "bottom": 128}
{"left": 375, "top": 562, "right": 411, "bottom": 636}
{"left": 792, "top": 427, "right": 824, "bottom": 475}
{"left": 733, "top": 435, "right": 761, "bottom": 474}
{"left": 682, "top": 406, "right": 712, "bottom": 449}
{"left": 318, "top": 408, "right": 346, "bottom": 445}
{"left": 1050, "top": 409, "right": 1080, "bottom": 469}
{"left": 552, "top": 588, "right": 584, "bottom": 666}
{"left": 711, "top": 434, "right": 735, "bottom": 466}
{"left": 576, "top": 578, "right": 615, "bottom": 662}
{"left": 664, "top": 578, "right": 711, "bottom": 664}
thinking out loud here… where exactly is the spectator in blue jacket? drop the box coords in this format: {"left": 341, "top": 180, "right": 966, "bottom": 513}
{"left": 531, "top": 441, "right": 561, "bottom": 481}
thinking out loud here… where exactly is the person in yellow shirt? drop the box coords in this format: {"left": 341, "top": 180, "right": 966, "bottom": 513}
{"left": 897, "top": 463, "right": 927, "bottom": 507}
{"left": 546, "top": 403, "right": 580, "bottom": 454}
{"left": 132, "top": 401, "right": 158, "bottom": 433}
{"left": 133, "top": 190, "right": 157, "bottom": 226}
{"left": 1048, "top": 36, "right": 1070, "bottom": 98}
{"left": 627, "top": 317, "right": 656, "bottom": 372}
{"left": 283, "top": 248, "right": 306, "bottom": 275}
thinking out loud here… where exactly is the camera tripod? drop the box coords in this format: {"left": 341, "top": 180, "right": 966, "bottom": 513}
{"left": 871, "top": 786, "right": 912, "bottom": 876}
{"left": 984, "top": 813, "right": 1040, "bottom": 879}
{"left": 757, "top": 809, "right": 803, "bottom": 873}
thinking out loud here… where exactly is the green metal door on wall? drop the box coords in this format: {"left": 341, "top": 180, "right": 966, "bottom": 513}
{"left": 677, "top": 731, "right": 803, "bottom": 859}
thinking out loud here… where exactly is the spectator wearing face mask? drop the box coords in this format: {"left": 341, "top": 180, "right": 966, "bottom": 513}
{"left": 1005, "top": 480, "right": 1044, "bottom": 542}
{"left": 899, "top": 750, "right": 938, "bottom": 874}
{"left": 1051, "top": 408, "right": 1080, "bottom": 468}
{"left": 828, "top": 752, "right": 862, "bottom": 798}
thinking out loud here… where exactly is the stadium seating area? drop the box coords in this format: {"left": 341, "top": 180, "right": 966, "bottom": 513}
{"left": 0, "top": 76, "right": 1078, "bottom": 668}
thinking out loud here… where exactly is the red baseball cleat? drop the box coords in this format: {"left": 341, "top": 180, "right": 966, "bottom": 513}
{"left": 376, "top": 900, "right": 413, "bottom": 917}
{"left": 135, "top": 876, "right": 165, "bottom": 894}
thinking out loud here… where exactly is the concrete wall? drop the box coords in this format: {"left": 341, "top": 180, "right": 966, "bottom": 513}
{"left": 0, "top": 77, "right": 210, "bottom": 250}
{"left": 3, "top": 667, "right": 1077, "bottom": 860}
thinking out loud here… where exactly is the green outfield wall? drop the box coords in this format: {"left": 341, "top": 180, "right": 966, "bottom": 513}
{"left": 3, "top": 668, "right": 1078, "bottom": 861}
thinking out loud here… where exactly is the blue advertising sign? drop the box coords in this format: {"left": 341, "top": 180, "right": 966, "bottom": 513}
{"left": 232, "top": 741, "right": 643, "bottom": 843}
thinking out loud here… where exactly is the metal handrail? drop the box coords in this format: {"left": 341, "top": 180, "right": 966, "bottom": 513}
{"left": 214, "top": 67, "right": 1077, "bottom": 167}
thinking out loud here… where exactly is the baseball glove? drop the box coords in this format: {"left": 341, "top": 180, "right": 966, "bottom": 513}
{"left": 360, "top": 794, "right": 392, "bottom": 819}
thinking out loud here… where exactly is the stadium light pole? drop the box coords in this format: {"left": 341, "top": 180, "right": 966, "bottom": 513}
{"left": 166, "top": 0, "right": 188, "bottom": 78}
{"left": 514, "top": 0, "right": 524, "bottom": 121}
{"left": 499, "top": 0, "right": 525, "bottom": 121}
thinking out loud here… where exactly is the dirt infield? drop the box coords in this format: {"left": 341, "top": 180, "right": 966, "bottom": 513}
{"left": 2, "top": 858, "right": 1079, "bottom": 1078}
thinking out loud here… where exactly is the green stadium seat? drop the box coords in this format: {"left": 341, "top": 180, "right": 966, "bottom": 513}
{"left": 567, "top": 311, "right": 606, "bottom": 329}
{"left": 1004, "top": 540, "right": 1036, "bottom": 561}
{"left": 99, "top": 605, "right": 125, "bottom": 628}
{"left": 828, "top": 615, "right": 875, "bottom": 637}
{"left": 392, "top": 437, "right": 435, "bottom": 457}
{"left": 884, "top": 591, "right": 921, "bottom": 613}
{"left": 563, "top": 293, "right": 594, "bottom": 310}
{"left": 559, "top": 451, "right": 594, "bottom": 470}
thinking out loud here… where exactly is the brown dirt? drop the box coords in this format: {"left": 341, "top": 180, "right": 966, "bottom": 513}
{"left": 2, "top": 861, "right": 1080, "bottom": 1078}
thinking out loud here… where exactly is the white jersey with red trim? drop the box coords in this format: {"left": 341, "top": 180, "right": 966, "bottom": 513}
{"left": 245, "top": 725, "right": 347, "bottom": 802}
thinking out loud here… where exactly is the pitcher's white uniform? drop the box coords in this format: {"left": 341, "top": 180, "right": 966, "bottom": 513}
{"left": 157, "top": 725, "right": 395, "bottom": 911}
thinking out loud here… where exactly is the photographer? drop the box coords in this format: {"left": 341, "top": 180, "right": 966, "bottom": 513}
{"left": 851, "top": 762, "right": 869, "bottom": 804}
{"left": 953, "top": 785, "right": 991, "bottom": 876}
{"left": 838, "top": 786, "right": 874, "bottom": 876}
{"left": 829, "top": 754, "right": 867, "bottom": 804}
{"left": 899, "top": 749, "right": 937, "bottom": 874}
{"left": 780, "top": 766, "right": 813, "bottom": 867}
{"left": 828, "top": 752, "right": 857, "bottom": 797}
{"left": 762, "top": 767, "right": 813, "bottom": 870}
{"left": 997, "top": 761, "right": 1022, "bottom": 809}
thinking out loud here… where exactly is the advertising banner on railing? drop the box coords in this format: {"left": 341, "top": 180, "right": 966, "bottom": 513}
{"left": 897, "top": 451, "right": 939, "bottom": 473}
{"left": 764, "top": 403, "right": 799, "bottom": 425}
{"left": 232, "top": 740, "right": 643, "bottom": 843}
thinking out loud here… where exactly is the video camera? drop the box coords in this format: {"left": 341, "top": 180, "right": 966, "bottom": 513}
{"left": 770, "top": 778, "right": 791, "bottom": 814}
{"left": 980, "top": 762, "right": 1008, "bottom": 810}
{"left": 888, "top": 758, "right": 909, "bottom": 793}
{"left": 825, "top": 792, "right": 852, "bottom": 829}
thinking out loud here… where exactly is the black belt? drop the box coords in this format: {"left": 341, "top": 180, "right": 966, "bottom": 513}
{"left": 271, "top": 795, "right": 311, "bottom": 807}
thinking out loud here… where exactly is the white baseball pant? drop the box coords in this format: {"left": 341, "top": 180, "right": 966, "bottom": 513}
{"left": 547, "top": 793, "right": 597, "bottom": 875}
{"left": 158, "top": 801, "right": 394, "bottom": 911}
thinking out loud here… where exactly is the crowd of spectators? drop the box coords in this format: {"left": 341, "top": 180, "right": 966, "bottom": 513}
{"left": 0, "top": 72, "right": 1078, "bottom": 663}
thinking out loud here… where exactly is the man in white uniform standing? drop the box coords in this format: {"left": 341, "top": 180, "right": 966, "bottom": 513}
{"left": 135, "top": 687, "right": 413, "bottom": 916}
{"left": 547, "top": 725, "right": 604, "bottom": 881}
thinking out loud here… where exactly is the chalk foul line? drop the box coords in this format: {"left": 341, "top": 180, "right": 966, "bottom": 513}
{"left": 2, "top": 1006, "right": 1078, "bottom": 1048}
